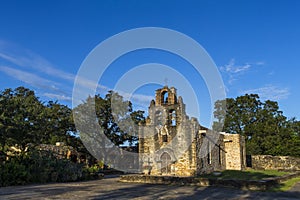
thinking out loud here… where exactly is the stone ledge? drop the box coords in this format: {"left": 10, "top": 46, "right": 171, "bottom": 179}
{"left": 120, "top": 171, "right": 300, "bottom": 191}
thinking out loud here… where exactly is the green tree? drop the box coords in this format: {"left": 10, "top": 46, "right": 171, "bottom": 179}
{"left": 0, "top": 87, "right": 45, "bottom": 150}
{"left": 213, "top": 94, "right": 299, "bottom": 156}
{"left": 43, "top": 101, "right": 75, "bottom": 145}
{"left": 74, "top": 91, "right": 144, "bottom": 147}
{"left": 73, "top": 91, "right": 145, "bottom": 166}
{"left": 0, "top": 87, "right": 77, "bottom": 151}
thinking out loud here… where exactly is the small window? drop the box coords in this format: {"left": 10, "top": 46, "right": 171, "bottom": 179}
{"left": 200, "top": 158, "right": 204, "bottom": 168}
{"left": 218, "top": 146, "right": 222, "bottom": 165}
{"left": 169, "top": 110, "right": 176, "bottom": 126}
{"left": 162, "top": 135, "right": 168, "bottom": 142}
{"left": 162, "top": 91, "right": 168, "bottom": 104}
{"left": 241, "top": 146, "right": 244, "bottom": 166}
{"left": 207, "top": 143, "right": 211, "bottom": 164}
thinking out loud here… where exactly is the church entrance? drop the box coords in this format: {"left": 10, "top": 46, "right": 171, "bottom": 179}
{"left": 160, "top": 152, "right": 171, "bottom": 174}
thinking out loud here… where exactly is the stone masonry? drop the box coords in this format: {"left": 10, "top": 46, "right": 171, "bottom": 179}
{"left": 250, "top": 155, "right": 300, "bottom": 171}
{"left": 139, "top": 86, "right": 246, "bottom": 176}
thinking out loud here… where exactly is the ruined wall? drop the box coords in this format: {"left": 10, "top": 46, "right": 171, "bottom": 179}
{"left": 169, "top": 117, "right": 198, "bottom": 176}
{"left": 171, "top": 139, "right": 197, "bottom": 176}
{"left": 223, "top": 134, "right": 246, "bottom": 170}
{"left": 250, "top": 155, "right": 300, "bottom": 171}
{"left": 196, "top": 130, "right": 225, "bottom": 175}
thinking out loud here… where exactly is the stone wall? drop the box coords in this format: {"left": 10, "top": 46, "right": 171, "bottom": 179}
{"left": 172, "top": 144, "right": 197, "bottom": 176}
{"left": 196, "top": 130, "right": 225, "bottom": 175}
{"left": 250, "top": 155, "right": 300, "bottom": 171}
{"left": 222, "top": 133, "right": 246, "bottom": 170}
{"left": 120, "top": 172, "right": 300, "bottom": 191}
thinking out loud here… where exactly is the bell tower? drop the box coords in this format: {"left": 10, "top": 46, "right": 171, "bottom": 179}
{"left": 139, "top": 86, "right": 197, "bottom": 176}
{"left": 155, "top": 86, "right": 177, "bottom": 106}
{"left": 150, "top": 86, "right": 183, "bottom": 145}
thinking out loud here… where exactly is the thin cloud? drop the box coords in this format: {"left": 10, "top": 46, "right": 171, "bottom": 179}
{"left": 220, "top": 58, "right": 251, "bottom": 74}
{"left": 118, "top": 90, "right": 154, "bottom": 108}
{"left": 0, "top": 66, "right": 62, "bottom": 92}
{"left": 0, "top": 40, "right": 74, "bottom": 81}
{"left": 268, "top": 71, "right": 275, "bottom": 76}
{"left": 220, "top": 58, "right": 264, "bottom": 85}
{"left": 255, "top": 61, "right": 265, "bottom": 66}
{"left": 44, "top": 93, "right": 72, "bottom": 101}
{"left": 0, "top": 40, "right": 159, "bottom": 108}
{"left": 242, "top": 85, "right": 290, "bottom": 101}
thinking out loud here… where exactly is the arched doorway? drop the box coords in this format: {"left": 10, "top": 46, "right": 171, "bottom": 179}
{"left": 161, "top": 152, "right": 171, "bottom": 174}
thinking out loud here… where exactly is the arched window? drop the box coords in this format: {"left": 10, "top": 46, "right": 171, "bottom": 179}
{"left": 162, "top": 91, "right": 168, "bottom": 104}
{"left": 169, "top": 110, "right": 176, "bottom": 126}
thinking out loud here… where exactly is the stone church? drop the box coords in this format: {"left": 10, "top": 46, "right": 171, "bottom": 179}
{"left": 139, "top": 86, "right": 246, "bottom": 176}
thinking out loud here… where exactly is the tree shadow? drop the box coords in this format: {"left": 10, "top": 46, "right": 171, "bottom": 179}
{"left": 0, "top": 176, "right": 299, "bottom": 199}
{"left": 88, "top": 182, "right": 300, "bottom": 200}
{"left": 199, "top": 170, "right": 285, "bottom": 180}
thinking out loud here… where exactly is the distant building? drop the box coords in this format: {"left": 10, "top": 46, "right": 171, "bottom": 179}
{"left": 139, "top": 86, "right": 246, "bottom": 176}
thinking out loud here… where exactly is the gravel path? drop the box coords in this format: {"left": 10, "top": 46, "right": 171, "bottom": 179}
{"left": 0, "top": 176, "right": 299, "bottom": 200}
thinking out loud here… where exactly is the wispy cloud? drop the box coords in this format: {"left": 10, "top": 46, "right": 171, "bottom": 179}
{"left": 43, "top": 93, "right": 72, "bottom": 101}
{"left": 0, "top": 40, "right": 155, "bottom": 108}
{"left": 242, "top": 85, "right": 290, "bottom": 101}
{"left": 255, "top": 61, "right": 265, "bottom": 66}
{"left": 0, "top": 66, "right": 62, "bottom": 92}
{"left": 0, "top": 46, "right": 74, "bottom": 81}
{"left": 220, "top": 58, "right": 251, "bottom": 74}
{"left": 220, "top": 58, "right": 264, "bottom": 85}
{"left": 118, "top": 91, "right": 154, "bottom": 108}
{"left": 0, "top": 40, "right": 88, "bottom": 102}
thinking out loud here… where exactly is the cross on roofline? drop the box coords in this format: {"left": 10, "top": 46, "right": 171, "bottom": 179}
{"left": 164, "top": 77, "right": 168, "bottom": 86}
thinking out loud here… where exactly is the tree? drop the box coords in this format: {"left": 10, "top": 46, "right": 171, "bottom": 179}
{"left": 73, "top": 91, "right": 145, "bottom": 167}
{"left": 43, "top": 101, "right": 75, "bottom": 145}
{"left": 213, "top": 94, "right": 300, "bottom": 156}
{"left": 74, "top": 91, "right": 144, "bottom": 147}
{"left": 0, "top": 87, "right": 45, "bottom": 150}
{"left": 0, "top": 87, "right": 77, "bottom": 151}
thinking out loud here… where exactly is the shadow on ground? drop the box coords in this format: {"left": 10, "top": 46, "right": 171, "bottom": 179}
{"left": 0, "top": 176, "right": 299, "bottom": 200}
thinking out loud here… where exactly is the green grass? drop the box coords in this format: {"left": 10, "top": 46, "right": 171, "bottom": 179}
{"left": 269, "top": 176, "right": 300, "bottom": 192}
{"left": 199, "top": 169, "right": 290, "bottom": 181}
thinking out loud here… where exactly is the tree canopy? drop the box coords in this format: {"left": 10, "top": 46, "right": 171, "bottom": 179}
{"left": 0, "top": 87, "right": 77, "bottom": 151}
{"left": 73, "top": 91, "right": 145, "bottom": 147}
{"left": 213, "top": 94, "right": 300, "bottom": 156}
{"left": 0, "top": 87, "right": 145, "bottom": 155}
{"left": 1, "top": 86, "right": 299, "bottom": 158}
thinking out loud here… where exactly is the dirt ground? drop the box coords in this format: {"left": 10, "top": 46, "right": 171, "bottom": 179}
{"left": 0, "top": 175, "right": 299, "bottom": 200}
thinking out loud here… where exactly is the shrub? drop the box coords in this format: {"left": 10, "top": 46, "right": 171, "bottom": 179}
{"left": 0, "top": 149, "right": 86, "bottom": 187}
{"left": 0, "top": 158, "right": 29, "bottom": 186}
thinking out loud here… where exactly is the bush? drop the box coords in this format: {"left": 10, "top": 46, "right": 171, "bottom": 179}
{"left": 0, "top": 158, "right": 29, "bottom": 186}
{"left": 0, "top": 149, "right": 86, "bottom": 187}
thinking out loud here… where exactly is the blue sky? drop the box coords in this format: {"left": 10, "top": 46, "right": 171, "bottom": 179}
{"left": 0, "top": 0, "right": 299, "bottom": 127}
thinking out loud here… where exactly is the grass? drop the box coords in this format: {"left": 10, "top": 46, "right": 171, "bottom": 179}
{"left": 199, "top": 169, "right": 290, "bottom": 181}
{"left": 269, "top": 176, "right": 300, "bottom": 192}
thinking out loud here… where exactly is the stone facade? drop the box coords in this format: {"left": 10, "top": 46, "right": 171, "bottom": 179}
{"left": 222, "top": 133, "right": 246, "bottom": 170}
{"left": 139, "top": 86, "right": 246, "bottom": 176}
{"left": 249, "top": 155, "right": 300, "bottom": 171}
